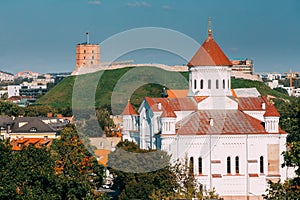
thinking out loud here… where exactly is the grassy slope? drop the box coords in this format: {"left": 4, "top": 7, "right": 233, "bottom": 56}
{"left": 37, "top": 67, "right": 290, "bottom": 112}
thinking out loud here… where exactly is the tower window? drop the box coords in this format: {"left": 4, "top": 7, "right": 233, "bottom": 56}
{"left": 208, "top": 80, "right": 211, "bottom": 89}
{"left": 91, "top": 61, "right": 93, "bottom": 64}
{"left": 194, "top": 79, "right": 197, "bottom": 90}
{"left": 200, "top": 80, "right": 204, "bottom": 89}
{"left": 216, "top": 80, "right": 219, "bottom": 89}
{"left": 84, "top": 50, "right": 86, "bottom": 53}
{"left": 198, "top": 157, "right": 202, "bottom": 174}
{"left": 235, "top": 156, "right": 239, "bottom": 173}
{"left": 223, "top": 79, "right": 225, "bottom": 89}
{"left": 227, "top": 156, "right": 231, "bottom": 174}
{"left": 260, "top": 156, "right": 264, "bottom": 173}
{"left": 92, "top": 56, "right": 94, "bottom": 60}
{"left": 189, "top": 157, "right": 194, "bottom": 175}
{"left": 92, "top": 50, "right": 94, "bottom": 53}
{"left": 84, "top": 56, "right": 86, "bottom": 60}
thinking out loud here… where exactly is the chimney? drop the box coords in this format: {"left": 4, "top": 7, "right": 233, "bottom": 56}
{"left": 158, "top": 103, "right": 162, "bottom": 110}
{"left": 209, "top": 118, "right": 214, "bottom": 126}
{"left": 261, "top": 103, "right": 266, "bottom": 110}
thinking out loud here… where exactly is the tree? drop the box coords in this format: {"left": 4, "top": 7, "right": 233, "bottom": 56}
{"left": 50, "top": 124, "right": 105, "bottom": 199}
{"left": 264, "top": 142, "right": 300, "bottom": 199}
{"left": 0, "top": 140, "right": 60, "bottom": 199}
{"left": 108, "top": 141, "right": 178, "bottom": 199}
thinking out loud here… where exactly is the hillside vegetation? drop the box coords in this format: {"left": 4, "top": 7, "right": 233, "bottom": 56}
{"left": 37, "top": 66, "right": 291, "bottom": 113}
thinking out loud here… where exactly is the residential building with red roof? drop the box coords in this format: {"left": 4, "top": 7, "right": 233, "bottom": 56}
{"left": 120, "top": 21, "right": 292, "bottom": 199}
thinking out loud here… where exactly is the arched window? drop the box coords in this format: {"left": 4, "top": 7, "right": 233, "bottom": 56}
{"left": 194, "top": 79, "right": 197, "bottom": 89}
{"left": 200, "top": 80, "right": 204, "bottom": 89}
{"left": 92, "top": 50, "right": 94, "bottom": 53}
{"left": 92, "top": 56, "right": 94, "bottom": 60}
{"left": 227, "top": 156, "right": 231, "bottom": 174}
{"left": 198, "top": 157, "right": 202, "bottom": 174}
{"left": 216, "top": 80, "right": 219, "bottom": 89}
{"left": 83, "top": 50, "right": 86, "bottom": 54}
{"left": 260, "top": 156, "right": 264, "bottom": 173}
{"left": 91, "top": 61, "right": 93, "bottom": 64}
{"left": 208, "top": 80, "right": 211, "bottom": 89}
{"left": 223, "top": 79, "right": 226, "bottom": 89}
{"left": 189, "top": 157, "right": 194, "bottom": 175}
{"left": 235, "top": 156, "right": 239, "bottom": 173}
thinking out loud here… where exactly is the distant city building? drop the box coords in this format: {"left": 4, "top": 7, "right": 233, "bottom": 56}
{"left": 7, "top": 85, "right": 21, "bottom": 97}
{"left": 75, "top": 32, "right": 100, "bottom": 70}
{"left": 231, "top": 58, "right": 253, "bottom": 74}
{"left": 7, "top": 83, "right": 47, "bottom": 98}
{"left": 0, "top": 71, "right": 14, "bottom": 81}
{"left": 15, "top": 70, "right": 40, "bottom": 80}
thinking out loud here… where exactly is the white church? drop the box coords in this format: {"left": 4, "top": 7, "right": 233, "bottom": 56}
{"left": 121, "top": 24, "right": 291, "bottom": 199}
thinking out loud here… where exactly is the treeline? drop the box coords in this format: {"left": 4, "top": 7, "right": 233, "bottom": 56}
{"left": 0, "top": 124, "right": 108, "bottom": 199}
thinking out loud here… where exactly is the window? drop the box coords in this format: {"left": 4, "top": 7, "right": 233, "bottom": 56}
{"left": 208, "top": 80, "right": 211, "bottom": 89}
{"left": 92, "top": 50, "right": 94, "bottom": 53}
{"left": 84, "top": 50, "right": 86, "bottom": 53}
{"left": 91, "top": 61, "right": 93, "bottom": 64}
{"left": 92, "top": 56, "right": 94, "bottom": 60}
{"left": 189, "top": 157, "right": 194, "bottom": 175}
{"left": 235, "top": 156, "right": 239, "bottom": 173}
{"left": 223, "top": 79, "right": 225, "bottom": 89}
{"left": 200, "top": 80, "right": 204, "bottom": 89}
{"left": 227, "top": 156, "right": 231, "bottom": 174}
{"left": 216, "top": 80, "right": 219, "bottom": 89}
{"left": 30, "top": 127, "right": 37, "bottom": 132}
{"left": 198, "top": 157, "right": 202, "bottom": 174}
{"left": 100, "top": 142, "right": 103, "bottom": 148}
{"left": 194, "top": 79, "right": 197, "bottom": 89}
{"left": 84, "top": 56, "right": 86, "bottom": 60}
{"left": 111, "top": 141, "right": 114, "bottom": 147}
{"left": 260, "top": 156, "right": 264, "bottom": 173}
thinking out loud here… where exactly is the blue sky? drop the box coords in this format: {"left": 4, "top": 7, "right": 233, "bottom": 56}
{"left": 0, "top": 0, "right": 299, "bottom": 74}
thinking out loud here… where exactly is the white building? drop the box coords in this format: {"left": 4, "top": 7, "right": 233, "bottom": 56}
{"left": 7, "top": 85, "right": 21, "bottom": 97}
{"left": 0, "top": 71, "right": 14, "bottom": 82}
{"left": 121, "top": 26, "right": 291, "bottom": 199}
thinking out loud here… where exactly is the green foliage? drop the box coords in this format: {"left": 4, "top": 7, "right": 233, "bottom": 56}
{"left": 0, "top": 100, "right": 24, "bottom": 116}
{"left": 108, "top": 141, "right": 178, "bottom": 199}
{"left": 0, "top": 125, "right": 106, "bottom": 199}
{"left": 264, "top": 179, "right": 300, "bottom": 200}
{"left": 275, "top": 98, "right": 300, "bottom": 142}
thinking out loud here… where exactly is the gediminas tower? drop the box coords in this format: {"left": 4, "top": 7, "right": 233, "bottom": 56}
{"left": 75, "top": 32, "right": 100, "bottom": 69}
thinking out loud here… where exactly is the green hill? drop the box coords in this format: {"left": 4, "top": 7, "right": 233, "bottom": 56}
{"left": 37, "top": 66, "right": 290, "bottom": 113}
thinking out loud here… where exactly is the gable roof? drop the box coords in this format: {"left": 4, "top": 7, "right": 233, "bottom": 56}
{"left": 122, "top": 101, "right": 138, "bottom": 115}
{"left": 145, "top": 97, "right": 197, "bottom": 112}
{"left": 175, "top": 110, "right": 285, "bottom": 135}
{"left": 187, "top": 34, "right": 232, "bottom": 67}
{"left": 12, "top": 118, "right": 56, "bottom": 133}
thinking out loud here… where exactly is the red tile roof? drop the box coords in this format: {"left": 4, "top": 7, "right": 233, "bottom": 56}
{"left": 238, "top": 97, "right": 265, "bottom": 111}
{"left": 262, "top": 96, "right": 280, "bottom": 117}
{"left": 11, "top": 138, "right": 52, "bottom": 150}
{"left": 175, "top": 110, "right": 285, "bottom": 135}
{"left": 187, "top": 34, "right": 232, "bottom": 67}
{"left": 121, "top": 101, "right": 138, "bottom": 115}
{"left": 167, "top": 89, "right": 188, "bottom": 98}
{"left": 161, "top": 109, "right": 177, "bottom": 118}
{"left": 145, "top": 97, "right": 197, "bottom": 112}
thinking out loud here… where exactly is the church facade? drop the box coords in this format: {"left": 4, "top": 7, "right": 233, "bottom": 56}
{"left": 121, "top": 26, "right": 290, "bottom": 199}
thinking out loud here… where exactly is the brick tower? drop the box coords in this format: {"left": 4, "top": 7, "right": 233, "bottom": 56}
{"left": 75, "top": 32, "right": 100, "bottom": 69}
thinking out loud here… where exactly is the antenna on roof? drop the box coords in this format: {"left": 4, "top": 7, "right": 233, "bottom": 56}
{"left": 208, "top": 17, "right": 212, "bottom": 36}
{"left": 86, "top": 32, "right": 89, "bottom": 44}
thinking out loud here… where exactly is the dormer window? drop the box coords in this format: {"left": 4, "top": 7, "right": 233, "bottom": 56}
{"left": 30, "top": 127, "right": 37, "bottom": 132}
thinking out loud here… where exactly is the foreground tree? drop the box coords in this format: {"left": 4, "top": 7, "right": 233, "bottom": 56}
{"left": 264, "top": 142, "right": 300, "bottom": 199}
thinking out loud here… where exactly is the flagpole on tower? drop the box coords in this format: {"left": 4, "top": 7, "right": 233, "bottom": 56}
{"left": 86, "top": 32, "right": 89, "bottom": 44}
